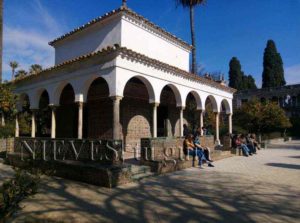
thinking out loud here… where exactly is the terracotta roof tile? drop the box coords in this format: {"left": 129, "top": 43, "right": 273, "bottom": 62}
{"left": 13, "top": 44, "right": 236, "bottom": 94}
{"left": 48, "top": 6, "right": 193, "bottom": 50}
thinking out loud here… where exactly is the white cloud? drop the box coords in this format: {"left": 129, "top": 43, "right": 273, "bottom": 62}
{"left": 285, "top": 64, "right": 300, "bottom": 85}
{"left": 2, "top": 0, "right": 67, "bottom": 81}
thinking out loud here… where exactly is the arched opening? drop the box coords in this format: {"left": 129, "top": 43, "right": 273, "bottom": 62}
{"left": 37, "top": 90, "right": 51, "bottom": 137}
{"left": 204, "top": 96, "right": 218, "bottom": 136}
{"left": 121, "top": 77, "right": 152, "bottom": 148}
{"left": 56, "top": 84, "right": 77, "bottom": 138}
{"left": 220, "top": 99, "right": 230, "bottom": 137}
{"left": 86, "top": 77, "right": 111, "bottom": 138}
{"left": 18, "top": 94, "right": 31, "bottom": 136}
{"left": 184, "top": 92, "right": 200, "bottom": 133}
{"left": 158, "top": 85, "right": 180, "bottom": 137}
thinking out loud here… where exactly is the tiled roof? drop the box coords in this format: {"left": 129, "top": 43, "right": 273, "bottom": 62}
{"left": 13, "top": 44, "right": 236, "bottom": 94}
{"left": 49, "top": 6, "right": 193, "bottom": 50}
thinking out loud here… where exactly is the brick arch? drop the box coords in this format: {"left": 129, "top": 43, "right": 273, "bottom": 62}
{"left": 85, "top": 77, "right": 112, "bottom": 139}
{"left": 220, "top": 99, "right": 231, "bottom": 114}
{"left": 185, "top": 91, "right": 203, "bottom": 110}
{"left": 56, "top": 84, "right": 77, "bottom": 138}
{"left": 82, "top": 76, "right": 111, "bottom": 102}
{"left": 17, "top": 93, "right": 31, "bottom": 112}
{"left": 205, "top": 95, "right": 218, "bottom": 112}
{"left": 53, "top": 82, "right": 76, "bottom": 105}
{"left": 121, "top": 77, "right": 152, "bottom": 149}
{"left": 121, "top": 75, "right": 156, "bottom": 103}
{"left": 159, "top": 84, "right": 182, "bottom": 107}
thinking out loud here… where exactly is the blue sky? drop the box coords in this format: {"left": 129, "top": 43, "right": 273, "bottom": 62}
{"left": 3, "top": 0, "right": 300, "bottom": 86}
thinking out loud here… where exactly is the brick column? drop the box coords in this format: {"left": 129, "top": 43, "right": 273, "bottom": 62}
{"left": 111, "top": 96, "right": 123, "bottom": 140}
{"left": 179, "top": 107, "right": 185, "bottom": 137}
{"left": 199, "top": 110, "right": 204, "bottom": 136}
{"left": 228, "top": 113, "right": 232, "bottom": 134}
{"left": 31, "top": 109, "right": 38, "bottom": 138}
{"left": 152, "top": 103, "right": 159, "bottom": 138}
{"left": 77, "top": 102, "right": 84, "bottom": 139}
{"left": 15, "top": 113, "right": 19, "bottom": 137}
{"left": 215, "top": 112, "right": 220, "bottom": 145}
{"left": 50, "top": 105, "right": 57, "bottom": 139}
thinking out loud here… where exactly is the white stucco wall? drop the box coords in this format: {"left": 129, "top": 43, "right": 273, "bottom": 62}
{"left": 120, "top": 17, "right": 190, "bottom": 71}
{"left": 54, "top": 16, "right": 122, "bottom": 65}
{"left": 53, "top": 13, "right": 190, "bottom": 71}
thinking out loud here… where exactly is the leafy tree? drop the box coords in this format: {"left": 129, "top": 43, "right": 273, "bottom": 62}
{"left": 9, "top": 61, "right": 19, "bottom": 80}
{"left": 245, "top": 75, "right": 257, "bottom": 89}
{"left": 229, "top": 57, "right": 257, "bottom": 90}
{"left": 233, "top": 99, "right": 291, "bottom": 134}
{"left": 0, "top": 83, "right": 17, "bottom": 118}
{"left": 175, "top": 0, "right": 206, "bottom": 74}
{"left": 229, "top": 57, "right": 243, "bottom": 89}
{"left": 262, "top": 40, "right": 286, "bottom": 88}
{"left": 29, "top": 64, "right": 43, "bottom": 75}
{"left": 15, "top": 70, "right": 27, "bottom": 79}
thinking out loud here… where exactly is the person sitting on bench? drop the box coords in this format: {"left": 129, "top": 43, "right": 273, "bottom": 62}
{"left": 184, "top": 134, "right": 214, "bottom": 168}
{"left": 194, "top": 130, "right": 213, "bottom": 162}
{"left": 250, "top": 133, "right": 261, "bottom": 150}
{"left": 235, "top": 134, "right": 252, "bottom": 156}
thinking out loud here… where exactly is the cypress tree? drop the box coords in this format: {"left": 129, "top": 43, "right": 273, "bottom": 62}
{"left": 262, "top": 40, "right": 286, "bottom": 88}
{"left": 229, "top": 57, "right": 243, "bottom": 90}
{"left": 246, "top": 75, "right": 257, "bottom": 89}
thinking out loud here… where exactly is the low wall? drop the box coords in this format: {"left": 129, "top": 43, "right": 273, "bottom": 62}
{"left": 0, "top": 138, "right": 14, "bottom": 156}
{"left": 6, "top": 137, "right": 133, "bottom": 188}
{"left": 12, "top": 137, "right": 123, "bottom": 165}
{"left": 141, "top": 136, "right": 215, "bottom": 162}
{"left": 7, "top": 153, "right": 132, "bottom": 188}
{"left": 140, "top": 136, "right": 215, "bottom": 174}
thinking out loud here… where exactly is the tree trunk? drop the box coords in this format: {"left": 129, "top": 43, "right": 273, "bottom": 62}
{"left": 190, "top": 5, "right": 197, "bottom": 74}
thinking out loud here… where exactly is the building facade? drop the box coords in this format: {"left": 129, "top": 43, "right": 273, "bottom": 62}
{"left": 12, "top": 6, "right": 235, "bottom": 149}
{"left": 234, "top": 84, "right": 300, "bottom": 117}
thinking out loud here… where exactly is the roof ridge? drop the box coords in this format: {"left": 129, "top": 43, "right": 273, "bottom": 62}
{"left": 13, "top": 44, "right": 235, "bottom": 93}
{"left": 48, "top": 6, "right": 192, "bottom": 49}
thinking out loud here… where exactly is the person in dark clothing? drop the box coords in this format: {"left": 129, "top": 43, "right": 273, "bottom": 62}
{"left": 183, "top": 124, "right": 189, "bottom": 138}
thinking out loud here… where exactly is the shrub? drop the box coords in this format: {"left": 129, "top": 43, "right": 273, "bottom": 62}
{"left": 0, "top": 122, "right": 15, "bottom": 138}
{"left": 0, "top": 169, "right": 40, "bottom": 219}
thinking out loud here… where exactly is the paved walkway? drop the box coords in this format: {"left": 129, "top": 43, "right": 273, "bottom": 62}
{"left": 2, "top": 141, "right": 300, "bottom": 223}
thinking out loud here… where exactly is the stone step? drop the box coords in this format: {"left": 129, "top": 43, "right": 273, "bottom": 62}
{"left": 131, "top": 171, "right": 155, "bottom": 181}
{"left": 211, "top": 150, "right": 233, "bottom": 161}
{"left": 129, "top": 164, "right": 151, "bottom": 174}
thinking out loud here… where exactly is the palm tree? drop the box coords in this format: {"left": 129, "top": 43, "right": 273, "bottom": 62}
{"left": 15, "top": 69, "right": 27, "bottom": 79}
{"left": 9, "top": 61, "right": 19, "bottom": 80}
{"left": 29, "top": 64, "right": 43, "bottom": 75}
{"left": 175, "top": 0, "right": 206, "bottom": 74}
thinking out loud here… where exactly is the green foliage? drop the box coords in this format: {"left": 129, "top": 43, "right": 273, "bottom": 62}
{"left": 15, "top": 69, "right": 28, "bottom": 79}
{"left": 29, "top": 64, "right": 43, "bottom": 75}
{"left": 0, "top": 169, "right": 40, "bottom": 219}
{"left": 185, "top": 96, "right": 198, "bottom": 131}
{"left": 234, "top": 99, "right": 291, "bottom": 134}
{"left": 175, "top": 0, "right": 206, "bottom": 7}
{"left": 0, "top": 122, "right": 15, "bottom": 138}
{"left": 229, "top": 57, "right": 257, "bottom": 90}
{"left": 0, "top": 83, "right": 18, "bottom": 119}
{"left": 262, "top": 40, "right": 286, "bottom": 88}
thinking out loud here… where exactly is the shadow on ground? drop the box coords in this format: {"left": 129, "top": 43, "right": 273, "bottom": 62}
{"left": 11, "top": 169, "right": 300, "bottom": 223}
{"left": 265, "top": 163, "right": 300, "bottom": 170}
